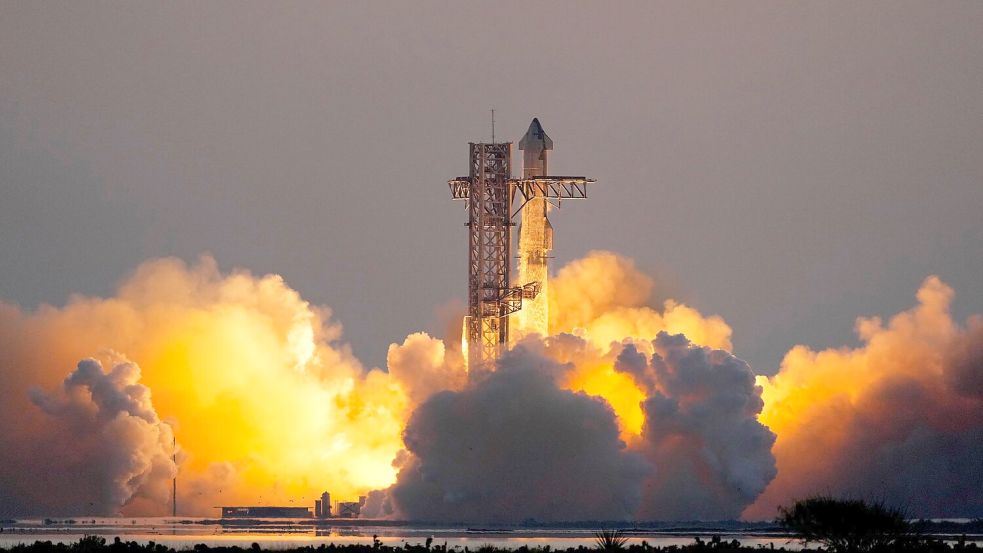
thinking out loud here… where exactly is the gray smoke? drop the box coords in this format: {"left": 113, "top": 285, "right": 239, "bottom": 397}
{"left": 792, "top": 323, "right": 983, "bottom": 517}
{"left": 389, "top": 347, "right": 648, "bottom": 522}
{"left": 948, "top": 319, "right": 983, "bottom": 397}
{"left": 0, "top": 356, "right": 176, "bottom": 516}
{"left": 618, "top": 333, "right": 777, "bottom": 520}
{"left": 383, "top": 333, "right": 776, "bottom": 522}
{"left": 747, "top": 282, "right": 983, "bottom": 519}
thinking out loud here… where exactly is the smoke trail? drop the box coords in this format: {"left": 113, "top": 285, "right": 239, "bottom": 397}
{"left": 748, "top": 277, "right": 983, "bottom": 518}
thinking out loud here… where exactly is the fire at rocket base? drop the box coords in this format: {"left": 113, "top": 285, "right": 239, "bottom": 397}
{"left": 516, "top": 118, "right": 553, "bottom": 339}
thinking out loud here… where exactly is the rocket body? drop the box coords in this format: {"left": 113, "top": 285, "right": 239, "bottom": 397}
{"left": 516, "top": 118, "right": 553, "bottom": 338}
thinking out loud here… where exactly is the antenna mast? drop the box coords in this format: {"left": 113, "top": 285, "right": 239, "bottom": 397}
{"left": 172, "top": 435, "right": 177, "bottom": 517}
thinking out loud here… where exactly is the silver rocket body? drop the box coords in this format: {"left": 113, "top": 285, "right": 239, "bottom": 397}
{"left": 515, "top": 118, "right": 554, "bottom": 338}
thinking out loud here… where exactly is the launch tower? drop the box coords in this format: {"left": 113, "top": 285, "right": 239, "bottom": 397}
{"left": 449, "top": 118, "right": 594, "bottom": 373}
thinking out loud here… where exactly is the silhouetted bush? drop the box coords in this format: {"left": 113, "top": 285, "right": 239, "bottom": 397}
{"left": 777, "top": 496, "right": 913, "bottom": 552}
{"left": 0, "top": 534, "right": 979, "bottom": 553}
{"left": 593, "top": 530, "right": 628, "bottom": 551}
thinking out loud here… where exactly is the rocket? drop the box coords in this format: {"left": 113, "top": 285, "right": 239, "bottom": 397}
{"left": 519, "top": 118, "right": 553, "bottom": 177}
{"left": 518, "top": 118, "right": 554, "bottom": 251}
{"left": 515, "top": 118, "right": 554, "bottom": 338}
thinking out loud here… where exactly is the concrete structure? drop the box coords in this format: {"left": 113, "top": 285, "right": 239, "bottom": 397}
{"left": 448, "top": 118, "right": 594, "bottom": 372}
{"left": 336, "top": 501, "right": 361, "bottom": 518}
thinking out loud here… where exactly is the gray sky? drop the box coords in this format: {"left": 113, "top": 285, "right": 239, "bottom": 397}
{"left": 2, "top": 2, "right": 981, "bottom": 374}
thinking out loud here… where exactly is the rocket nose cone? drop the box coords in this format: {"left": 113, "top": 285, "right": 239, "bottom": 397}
{"left": 519, "top": 117, "right": 553, "bottom": 151}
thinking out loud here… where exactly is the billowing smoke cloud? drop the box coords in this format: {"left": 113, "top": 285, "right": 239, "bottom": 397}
{"left": 5, "top": 249, "right": 977, "bottom": 521}
{"left": 390, "top": 347, "right": 648, "bottom": 522}
{"left": 0, "top": 356, "right": 175, "bottom": 515}
{"left": 616, "top": 334, "right": 776, "bottom": 520}
{"left": 387, "top": 332, "right": 466, "bottom": 408}
{"left": 550, "top": 251, "right": 733, "bottom": 351}
{"left": 383, "top": 331, "right": 774, "bottom": 522}
{"left": 0, "top": 249, "right": 756, "bottom": 518}
{"left": 548, "top": 251, "right": 738, "bottom": 440}
{"left": 748, "top": 277, "right": 983, "bottom": 518}
{"left": 372, "top": 251, "right": 768, "bottom": 521}
{"left": 0, "top": 256, "right": 407, "bottom": 516}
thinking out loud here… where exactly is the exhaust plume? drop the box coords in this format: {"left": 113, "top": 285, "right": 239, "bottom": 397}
{"left": 548, "top": 251, "right": 735, "bottom": 439}
{"left": 748, "top": 276, "right": 983, "bottom": 518}
{"left": 4, "top": 249, "right": 977, "bottom": 520}
{"left": 617, "top": 334, "right": 776, "bottom": 520}
{"left": 0, "top": 256, "right": 407, "bottom": 516}
{"left": 549, "top": 251, "right": 732, "bottom": 351}
{"left": 387, "top": 332, "right": 466, "bottom": 408}
{"left": 383, "top": 330, "right": 774, "bottom": 521}
{"left": 390, "top": 346, "right": 648, "bottom": 522}
{"left": 1, "top": 356, "right": 175, "bottom": 516}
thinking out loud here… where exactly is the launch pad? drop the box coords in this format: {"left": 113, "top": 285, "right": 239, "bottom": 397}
{"left": 448, "top": 118, "right": 595, "bottom": 373}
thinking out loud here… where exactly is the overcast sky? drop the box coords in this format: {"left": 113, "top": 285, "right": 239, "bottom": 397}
{"left": 2, "top": 2, "right": 981, "bottom": 374}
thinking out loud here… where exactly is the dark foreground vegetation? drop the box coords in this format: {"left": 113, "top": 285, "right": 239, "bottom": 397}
{"left": 1, "top": 532, "right": 980, "bottom": 553}
{"left": 776, "top": 496, "right": 980, "bottom": 553}
{"left": 778, "top": 496, "right": 911, "bottom": 552}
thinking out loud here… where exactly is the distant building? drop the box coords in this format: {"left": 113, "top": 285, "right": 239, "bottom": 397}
{"left": 220, "top": 506, "right": 311, "bottom": 518}
{"left": 336, "top": 501, "right": 361, "bottom": 518}
{"left": 318, "top": 492, "right": 331, "bottom": 518}
{"left": 314, "top": 499, "right": 322, "bottom": 518}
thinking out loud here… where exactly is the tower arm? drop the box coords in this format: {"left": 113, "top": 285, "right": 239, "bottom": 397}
{"left": 495, "top": 282, "right": 541, "bottom": 317}
{"left": 449, "top": 178, "right": 472, "bottom": 199}
{"left": 512, "top": 177, "right": 594, "bottom": 201}
{"left": 511, "top": 177, "right": 595, "bottom": 216}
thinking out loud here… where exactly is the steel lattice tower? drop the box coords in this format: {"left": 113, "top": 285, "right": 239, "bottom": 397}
{"left": 449, "top": 121, "right": 594, "bottom": 374}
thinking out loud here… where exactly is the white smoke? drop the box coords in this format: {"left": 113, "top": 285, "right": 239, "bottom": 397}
{"left": 387, "top": 332, "right": 466, "bottom": 407}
